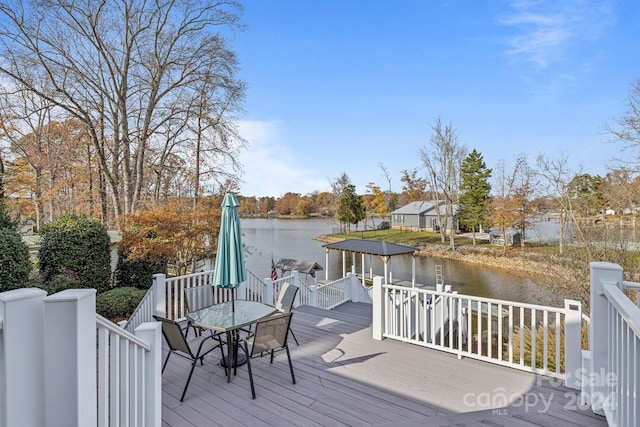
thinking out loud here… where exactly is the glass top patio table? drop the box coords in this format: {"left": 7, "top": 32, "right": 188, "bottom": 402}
{"left": 186, "top": 300, "right": 277, "bottom": 332}
{"left": 186, "top": 300, "right": 277, "bottom": 383}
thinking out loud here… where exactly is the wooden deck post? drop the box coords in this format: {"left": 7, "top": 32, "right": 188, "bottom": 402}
{"left": 372, "top": 276, "right": 385, "bottom": 340}
{"left": 44, "top": 289, "right": 97, "bottom": 427}
{"left": 0, "top": 288, "right": 47, "bottom": 427}
{"left": 589, "top": 262, "right": 623, "bottom": 415}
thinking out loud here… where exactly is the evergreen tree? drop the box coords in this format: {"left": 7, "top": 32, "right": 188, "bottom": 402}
{"left": 337, "top": 184, "right": 366, "bottom": 232}
{"left": 458, "top": 149, "right": 492, "bottom": 245}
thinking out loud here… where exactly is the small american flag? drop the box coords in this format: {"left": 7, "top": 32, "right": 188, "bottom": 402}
{"left": 271, "top": 256, "right": 278, "bottom": 281}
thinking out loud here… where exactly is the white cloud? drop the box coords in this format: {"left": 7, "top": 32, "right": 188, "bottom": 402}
{"left": 499, "top": 0, "right": 614, "bottom": 67}
{"left": 236, "top": 120, "right": 330, "bottom": 197}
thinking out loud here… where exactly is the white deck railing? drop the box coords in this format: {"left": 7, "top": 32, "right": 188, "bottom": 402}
{"left": 373, "top": 277, "right": 585, "bottom": 382}
{"left": 124, "top": 286, "right": 154, "bottom": 333}
{"left": 588, "top": 262, "right": 640, "bottom": 427}
{"left": 0, "top": 288, "right": 161, "bottom": 427}
{"left": 96, "top": 314, "right": 159, "bottom": 427}
{"left": 316, "top": 276, "right": 351, "bottom": 309}
{"left": 125, "top": 269, "right": 367, "bottom": 327}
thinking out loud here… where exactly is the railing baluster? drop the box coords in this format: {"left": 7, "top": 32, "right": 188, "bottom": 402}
{"left": 543, "top": 311, "right": 548, "bottom": 372}
{"left": 466, "top": 299, "right": 472, "bottom": 353}
{"left": 508, "top": 305, "right": 513, "bottom": 363}
{"left": 487, "top": 301, "right": 492, "bottom": 359}
{"left": 555, "top": 313, "right": 560, "bottom": 375}
{"left": 531, "top": 309, "right": 536, "bottom": 369}
{"left": 477, "top": 300, "right": 482, "bottom": 356}
{"left": 498, "top": 303, "right": 503, "bottom": 361}
{"left": 97, "top": 328, "right": 109, "bottom": 427}
{"left": 519, "top": 307, "right": 524, "bottom": 366}
{"left": 448, "top": 295, "right": 454, "bottom": 350}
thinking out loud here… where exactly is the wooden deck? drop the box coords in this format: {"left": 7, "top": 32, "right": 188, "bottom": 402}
{"left": 162, "top": 303, "right": 607, "bottom": 426}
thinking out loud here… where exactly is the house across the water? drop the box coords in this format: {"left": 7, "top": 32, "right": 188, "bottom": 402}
{"left": 390, "top": 200, "right": 458, "bottom": 232}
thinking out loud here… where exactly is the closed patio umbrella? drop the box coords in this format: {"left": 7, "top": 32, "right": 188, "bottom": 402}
{"left": 213, "top": 193, "right": 246, "bottom": 312}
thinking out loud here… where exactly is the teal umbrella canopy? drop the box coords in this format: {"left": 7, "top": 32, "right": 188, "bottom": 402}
{"left": 213, "top": 193, "right": 246, "bottom": 292}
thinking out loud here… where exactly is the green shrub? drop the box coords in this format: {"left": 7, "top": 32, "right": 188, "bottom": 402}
{"left": 0, "top": 228, "right": 32, "bottom": 292}
{"left": 114, "top": 246, "right": 167, "bottom": 289}
{"left": 96, "top": 287, "right": 147, "bottom": 320}
{"left": 38, "top": 213, "right": 111, "bottom": 293}
{"left": 0, "top": 200, "right": 19, "bottom": 231}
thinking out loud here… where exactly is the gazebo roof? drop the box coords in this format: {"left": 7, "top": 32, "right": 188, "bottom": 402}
{"left": 275, "top": 258, "right": 324, "bottom": 275}
{"left": 322, "top": 239, "right": 416, "bottom": 257}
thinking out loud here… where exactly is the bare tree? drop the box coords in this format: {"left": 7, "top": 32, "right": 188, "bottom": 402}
{"left": 187, "top": 71, "right": 246, "bottom": 207}
{"left": 607, "top": 78, "right": 640, "bottom": 165}
{"left": 378, "top": 162, "right": 394, "bottom": 215}
{"left": 0, "top": 0, "right": 245, "bottom": 221}
{"left": 512, "top": 158, "right": 537, "bottom": 248}
{"left": 536, "top": 154, "right": 587, "bottom": 256}
{"left": 420, "top": 118, "right": 467, "bottom": 249}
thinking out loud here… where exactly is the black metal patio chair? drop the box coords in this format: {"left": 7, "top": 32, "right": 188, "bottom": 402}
{"left": 153, "top": 315, "right": 226, "bottom": 402}
{"left": 274, "top": 282, "right": 300, "bottom": 345}
{"left": 237, "top": 312, "right": 296, "bottom": 399}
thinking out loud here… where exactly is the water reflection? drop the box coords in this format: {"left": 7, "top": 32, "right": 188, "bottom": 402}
{"left": 241, "top": 218, "right": 564, "bottom": 307}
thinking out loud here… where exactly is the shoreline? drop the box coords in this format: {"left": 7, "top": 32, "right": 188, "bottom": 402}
{"left": 316, "top": 234, "right": 588, "bottom": 302}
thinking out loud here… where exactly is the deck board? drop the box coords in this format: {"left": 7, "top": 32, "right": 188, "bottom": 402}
{"left": 161, "top": 302, "right": 608, "bottom": 426}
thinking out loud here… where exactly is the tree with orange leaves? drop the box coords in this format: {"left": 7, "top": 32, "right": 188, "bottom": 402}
{"left": 118, "top": 197, "right": 222, "bottom": 276}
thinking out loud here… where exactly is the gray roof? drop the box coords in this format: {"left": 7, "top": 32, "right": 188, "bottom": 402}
{"left": 391, "top": 201, "right": 458, "bottom": 216}
{"left": 323, "top": 239, "right": 416, "bottom": 256}
{"left": 391, "top": 201, "right": 439, "bottom": 215}
{"left": 275, "top": 258, "right": 323, "bottom": 275}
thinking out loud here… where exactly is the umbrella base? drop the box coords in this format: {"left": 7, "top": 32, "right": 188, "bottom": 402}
{"left": 220, "top": 353, "right": 247, "bottom": 368}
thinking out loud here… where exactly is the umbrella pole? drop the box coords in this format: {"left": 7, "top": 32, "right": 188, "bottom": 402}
{"left": 232, "top": 288, "right": 235, "bottom": 312}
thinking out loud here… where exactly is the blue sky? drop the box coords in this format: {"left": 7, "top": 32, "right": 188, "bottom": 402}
{"left": 232, "top": 0, "right": 640, "bottom": 198}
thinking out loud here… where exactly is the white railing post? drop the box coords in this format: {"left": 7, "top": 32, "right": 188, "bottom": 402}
{"left": 589, "top": 262, "right": 623, "bottom": 415}
{"left": 264, "top": 278, "right": 274, "bottom": 306}
{"left": 44, "top": 289, "right": 97, "bottom": 427}
{"left": 564, "top": 299, "right": 582, "bottom": 390}
{"left": 152, "top": 273, "right": 166, "bottom": 317}
{"left": 347, "top": 272, "right": 358, "bottom": 303}
{"left": 135, "top": 321, "right": 162, "bottom": 427}
{"left": 0, "top": 288, "right": 47, "bottom": 427}
{"left": 238, "top": 278, "right": 247, "bottom": 300}
{"left": 309, "top": 284, "right": 318, "bottom": 308}
{"left": 291, "top": 271, "right": 301, "bottom": 307}
{"left": 372, "top": 276, "right": 385, "bottom": 340}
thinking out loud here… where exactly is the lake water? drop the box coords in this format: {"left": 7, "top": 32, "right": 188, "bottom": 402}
{"left": 241, "top": 218, "right": 565, "bottom": 307}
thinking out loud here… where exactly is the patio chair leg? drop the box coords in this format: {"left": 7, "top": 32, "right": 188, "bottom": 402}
{"left": 289, "top": 328, "right": 299, "bottom": 346}
{"left": 243, "top": 341, "right": 256, "bottom": 399}
{"left": 285, "top": 345, "right": 296, "bottom": 384}
{"left": 162, "top": 352, "right": 172, "bottom": 373}
{"left": 180, "top": 359, "right": 199, "bottom": 402}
